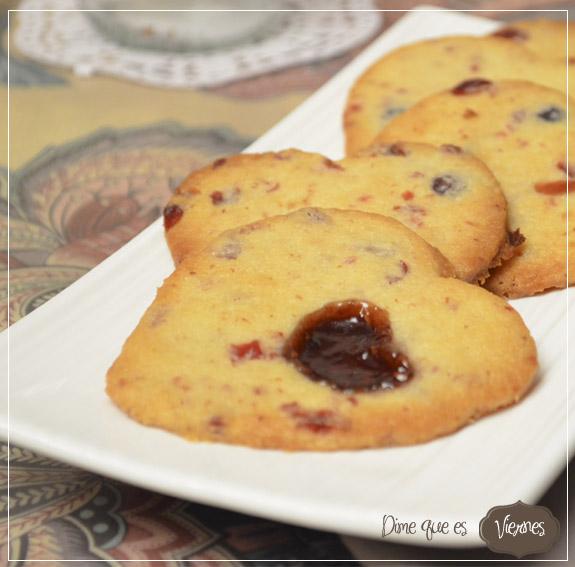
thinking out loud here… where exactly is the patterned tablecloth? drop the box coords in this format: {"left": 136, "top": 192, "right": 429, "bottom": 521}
{"left": 1, "top": 1, "right": 571, "bottom": 563}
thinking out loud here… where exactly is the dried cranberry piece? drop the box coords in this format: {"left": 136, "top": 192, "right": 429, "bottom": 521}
{"left": 210, "top": 191, "right": 224, "bottom": 205}
{"left": 280, "top": 403, "right": 343, "bottom": 433}
{"left": 440, "top": 144, "right": 463, "bottom": 154}
{"left": 208, "top": 416, "right": 225, "bottom": 431}
{"left": 384, "top": 143, "right": 408, "bottom": 156}
{"left": 386, "top": 260, "right": 409, "bottom": 284}
{"left": 230, "top": 340, "right": 264, "bottom": 362}
{"left": 431, "top": 174, "right": 465, "bottom": 196}
{"left": 323, "top": 158, "right": 344, "bottom": 171}
{"left": 210, "top": 187, "right": 240, "bottom": 206}
{"left": 451, "top": 78, "right": 492, "bottom": 95}
{"left": 537, "top": 106, "right": 564, "bottom": 122}
{"left": 163, "top": 204, "right": 183, "bottom": 230}
{"left": 557, "top": 161, "right": 574, "bottom": 179}
{"left": 492, "top": 27, "right": 528, "bottom": 41}
{"left": 534, "top": 180, "right": 575, "bottom": 195}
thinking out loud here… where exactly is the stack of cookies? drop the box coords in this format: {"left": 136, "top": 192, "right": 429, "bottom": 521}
{"left": 107, "top": 19, "right": 572, "bottom": 451}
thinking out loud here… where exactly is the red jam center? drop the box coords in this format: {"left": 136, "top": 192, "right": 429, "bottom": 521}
{"left": 283, "top": 300, "right": 412, "bottom": 392}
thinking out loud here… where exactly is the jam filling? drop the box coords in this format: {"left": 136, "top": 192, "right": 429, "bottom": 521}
{"left": 283, "top": 300, "right": 412, "bottom": 392}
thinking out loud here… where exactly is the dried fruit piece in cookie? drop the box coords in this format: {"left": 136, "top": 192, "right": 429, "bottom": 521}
{"left": 165, "top": 144, "right": 507, "bottom": 283}
{"left": 108, "top": 208, "right": 537, "bottom": 451}
{"left": 491, "top": 19, "right": 575, "bottom": 62}
{"left": 344, "top": 36, "right": 568, "bottom": 154}
{"left": 373, "top": 80, "right": 573, "bottom": 298}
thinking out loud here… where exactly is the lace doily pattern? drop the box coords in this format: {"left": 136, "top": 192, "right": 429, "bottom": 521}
{"left": 14, "top": 0, "right": 382, "bottom": 88}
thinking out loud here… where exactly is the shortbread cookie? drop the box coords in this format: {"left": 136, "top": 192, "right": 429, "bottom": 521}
{"left": 165, "top": 144, "right": 508, "bottom": 283}
{"left": 108, "top": 208, "right": 537, "bottom": 451}
{"left": 374, "top": 79, "right": 573, "bottom": 298}
{"left": 107, "top": 209, "right": 537, "bottom": 450}
{"left": 491, "top": 19, "right": 575, "bottom": 62}
{"left": 344, "top": 36, "right": 568, "bottom": 154}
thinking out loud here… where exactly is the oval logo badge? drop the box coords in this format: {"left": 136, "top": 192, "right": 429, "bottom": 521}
{"left": 479, "top": 501, "right": 560, "bottom": 558}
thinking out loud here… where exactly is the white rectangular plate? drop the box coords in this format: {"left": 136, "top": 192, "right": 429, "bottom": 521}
{"left": 2, "top": 8, "right": 573, "bottom": 548}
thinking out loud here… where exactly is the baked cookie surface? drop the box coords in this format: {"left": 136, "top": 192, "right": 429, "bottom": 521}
{"left": 373, "top": 79, "right": 573, "bottom": 298}
{"left": 344, "top": 36, "right": 568, "bottom": 154}
{"left": 165, "top": 144, "right": 508, "bottom": 283}
{"left": 491, "top": 19, "right": 575, "bottom": 62}
{"left": 108, "top": 208, "right": 537, "bottom": 451}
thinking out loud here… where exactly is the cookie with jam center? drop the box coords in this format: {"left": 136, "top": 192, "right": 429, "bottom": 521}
{"left": 165, "top": 143, "right": 508, "bottom": 283}
{"left": 490, "top": 19, "right": 575, "bottom": 63}
{"left": 107, "top": 208, "right": 537, "bottom": 451}
{"left": 372, "top": 79, "right": 573, "bottom": 298}
{"left": 344, "top": 35, "right": 568, "bottom": 155}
